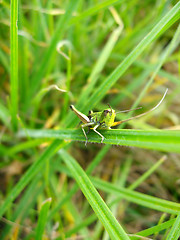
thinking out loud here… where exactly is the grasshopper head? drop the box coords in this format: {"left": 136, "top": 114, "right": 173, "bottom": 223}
{"left": 101, "top": 108, "right": 116, "bottom": 128}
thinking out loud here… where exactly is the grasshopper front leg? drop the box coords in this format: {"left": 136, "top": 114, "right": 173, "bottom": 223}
{"left": 93, "top": 125, "right": 105, "bottom": 143}
{"left": 81, "top": 122, "right": 95, "bottom": 146}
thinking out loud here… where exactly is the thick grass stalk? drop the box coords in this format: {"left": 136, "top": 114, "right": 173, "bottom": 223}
{"left": 10, "top": 0, "right": 18, "bottom": 130}
{"left": 18, "top": 128, "right": 180, "bottom": 153}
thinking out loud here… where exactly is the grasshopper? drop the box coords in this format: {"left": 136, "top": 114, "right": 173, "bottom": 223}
{"left": 70, "top": 89, "right": 168, "bottom": 145}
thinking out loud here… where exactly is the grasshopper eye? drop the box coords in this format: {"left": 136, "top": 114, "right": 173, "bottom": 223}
{"left": 89, "top": 110, "right": 93, "bottom": 115}
{"left": 104, "top": 109, "right": 110, "bottom": 116}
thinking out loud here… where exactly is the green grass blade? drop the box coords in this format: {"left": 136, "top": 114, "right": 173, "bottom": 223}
{"left": 92, "top": 178, "right": 180, "bottom": 215}
{"left": 166, "top": 213, "right": 180, "bottom": 240}
{"left": 132, "top": 219, "right": 175, "bottom": 239}
{"left": 18, "top": 128, "right": 180, "bottom": 153}
{"left": 59, "top": 149, "right": 130, "bottom": 240}
{"left": 35, "top": 198, "right": 51, "bottom": 240}
{"left": 10, "top": 0, "right": 18, "bottom": 130}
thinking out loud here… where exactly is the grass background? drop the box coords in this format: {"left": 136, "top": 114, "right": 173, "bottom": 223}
{"left": 0, "top": 0, "right": 180, "bottom": 239}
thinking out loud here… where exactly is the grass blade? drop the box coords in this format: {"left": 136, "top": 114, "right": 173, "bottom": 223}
{"left": 59, "top": 149, "right": 130, "bottom": 240}
{"left": 166, "top": 213, "right": 180, "bottom": 240}
{"left": 132, "top": 219, "right": 175, "bottom": 239}
{"left": 35, "top": 198, "right": 51, "bottom": 240}
{"left": 92, "top": 178, "right": 180, "bottom": 215}
{"left": 18, "top": 128, "right": 180, "bottom": 153}
{"left": 10, "top": 0, "right": 18, "bottom": 130}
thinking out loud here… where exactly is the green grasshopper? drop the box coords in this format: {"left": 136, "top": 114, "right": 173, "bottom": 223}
{"left": 70, "top": 89, "right": 168, "bottom": 145}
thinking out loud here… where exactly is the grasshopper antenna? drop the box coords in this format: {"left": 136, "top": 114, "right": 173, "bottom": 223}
{"left": 112, "top": 88, "right": 168, "bottom": 127}
{"left": 116, "top": 106, "right": 142, "bottom": 114}
{"left": 107, "top": 103, "right": 113, "bottom": 113}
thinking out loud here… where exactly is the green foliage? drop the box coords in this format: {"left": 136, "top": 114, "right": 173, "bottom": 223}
{"left": 0, "top": 0, "right": 180, "bottom": 239}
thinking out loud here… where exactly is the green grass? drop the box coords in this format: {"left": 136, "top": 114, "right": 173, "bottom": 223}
{"left": 18, "top": 128, "right": 180, "bottom": 153}
{"left": 0, "top": 0, "right": 180, "bottom": 239}
{"left": 10, "top": 0, "right": 18, "bottom": 130}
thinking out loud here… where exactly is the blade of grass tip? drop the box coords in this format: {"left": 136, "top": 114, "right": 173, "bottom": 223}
{"left": 10, "top": 0, "right": 18, "bottom": 131}
{"left": 35, "top": 198, "right": 52, "bottom": 240}
{"left": 59, "top": 149, "right": 130, "bottom": 240}
{"left": 166, "top": 213, "right": 180, "bottom": 240}
{"left": 82, "top": 2, "right": 180, "bottom": 113}
{"left": 29, "top": 0, "right": 79, "bottom": 97}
